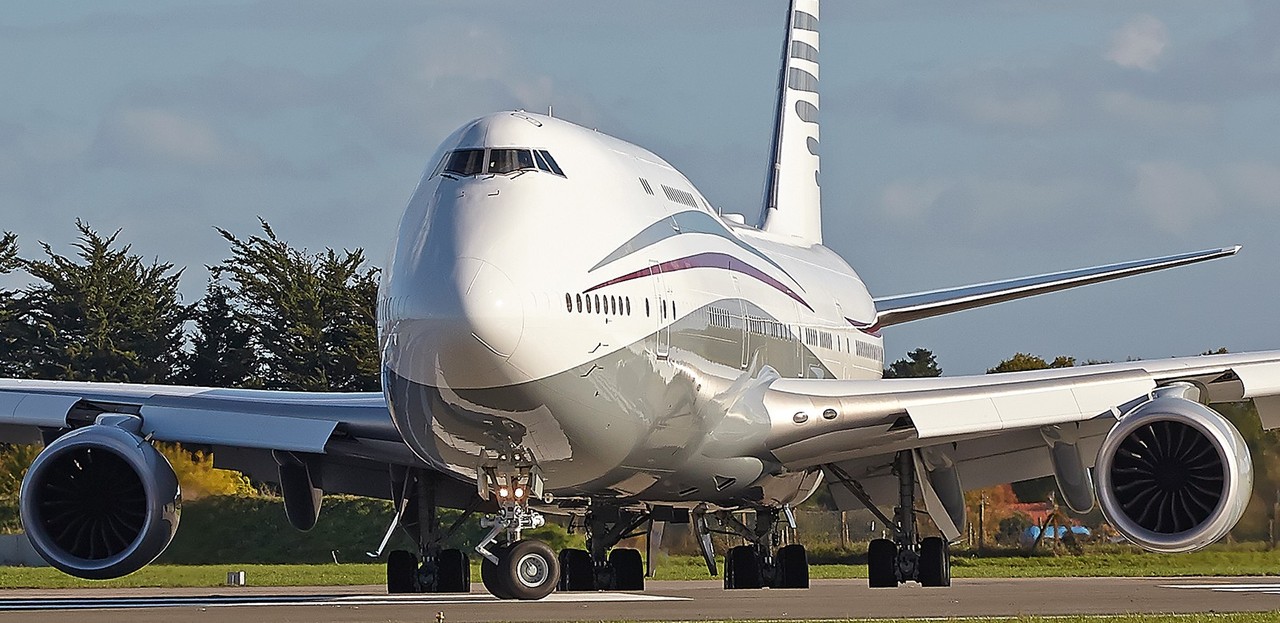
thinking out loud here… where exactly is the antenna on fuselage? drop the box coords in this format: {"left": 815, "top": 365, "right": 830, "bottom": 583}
{"left": 548, "top": 105, "right": 554, "bottom": 118}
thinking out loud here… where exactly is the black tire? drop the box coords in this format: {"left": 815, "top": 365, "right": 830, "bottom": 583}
{"left": 481, "top": 544, "right": 514, "bottom": 599}
{"left": 437, "top": 548, "right": 470, "bottom": 593}
{"left": 919, "top": 537, "right": 950, "bottom": 587}
{"left": 558, "top": 548, "right": 594, "bottom": 591}
{"left": 387, "top": 549, "right": 419, "bottom": 594}
{"left": 725, "top": 545, "right": 762, "bottom": 589}
{"left": 609, "top": 548, "right": 645, "bottom": 591}
{"left": 497, "top": 539, "right": 560, "bottom": 600}
{"left": 867, "top": 538, "right": 897, "bottom": 588}
{"left": 775, "top": 543, "right": 809, "bottom": 589}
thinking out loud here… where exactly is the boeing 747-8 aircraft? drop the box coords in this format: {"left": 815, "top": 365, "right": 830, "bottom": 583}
{"left": 3, "top": 0, "right": 1279, "bottom": 601}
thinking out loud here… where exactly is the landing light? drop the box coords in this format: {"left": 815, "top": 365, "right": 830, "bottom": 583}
{"left": 514, "top": 487, "right": 525, "bottom": 499}
{"left": 499, "top": 487, "right": 510, "bottom": 499}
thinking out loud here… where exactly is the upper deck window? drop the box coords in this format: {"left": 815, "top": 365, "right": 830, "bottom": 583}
{"left": 443, "top": 149, "right": 485, "bottom": 176}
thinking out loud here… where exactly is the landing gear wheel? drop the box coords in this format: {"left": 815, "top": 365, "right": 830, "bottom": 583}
{"left": 724, "top": 545, "right": 762, "bottom": 589}
{"left": 867, "top": 538, "right": 898, "bottom": 588}
{"left": 496, "top": 540, "right": 560, "bottom": 600}
{"left": 387, "top": 549, "right": 419, "bottom": 594}
{"left": 609, "top": 548, "right": 645, "bottom": 591}
{"left": 919, "top": 537, "right": 951, "bottom": 587}
{"left": 558, "top": 548, "right": 594, "bottom": 591}
{"left": 776, "top": 543, "right": 809, "bottom": 589}
{"left": 481, "top": 544, "right": 514, "bottom": 599}
{"left": 436, "top": 548, "right": 471, "bottom": 593}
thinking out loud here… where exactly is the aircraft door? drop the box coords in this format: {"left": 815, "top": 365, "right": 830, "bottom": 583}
{"left": 650, "top": 261, "right": 670, "bottom": 360}
{"left": 730, "top": 273, "right": 748, "bottom": 369}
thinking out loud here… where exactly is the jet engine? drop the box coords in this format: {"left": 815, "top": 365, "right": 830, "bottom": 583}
{"left": 19, "top": 415, "right": 180, "bottom": 579}
{"left": 1094, "top": 388, "right": 1252, "bottom": 553}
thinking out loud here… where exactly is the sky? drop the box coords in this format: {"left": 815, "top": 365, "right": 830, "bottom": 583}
{"left": 1, "top": 1, "right": 1277, "bottom": 374}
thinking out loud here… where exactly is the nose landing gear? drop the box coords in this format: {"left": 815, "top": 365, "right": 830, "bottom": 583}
{"left": 473, "top": 448, "right": 560, "bottom": 600}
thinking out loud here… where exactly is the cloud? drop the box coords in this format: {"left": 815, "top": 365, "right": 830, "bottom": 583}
{"left": 1130, "top": 161, "right": 1221, "bottom": 233}
{"left": 1095, "top": 90, "right": 1216, "bottom": 131}
{"left": 1106, "top": 15, "right": 1169, "bottom": 71}
{"left": 91, "top": 106, "right": 260, "bottom": 170}
{"left": 1220, "top": 162, "right": 1280, "bottom": 209}
{"left": 957, "top": 87, "right": 1064, "bottom": 129}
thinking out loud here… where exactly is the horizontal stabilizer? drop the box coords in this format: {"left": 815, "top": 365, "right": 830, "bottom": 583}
{"left": 873, "top": 245, "right": 1241, "bottom": 328}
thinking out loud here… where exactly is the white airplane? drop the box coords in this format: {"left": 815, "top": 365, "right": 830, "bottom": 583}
{"left": 3, "top": 0, "right": 1279, "bottom": 602}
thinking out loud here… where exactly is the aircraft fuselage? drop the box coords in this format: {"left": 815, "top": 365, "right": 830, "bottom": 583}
{"left": 379, "top": 112, "right": 882, "bottom": 507}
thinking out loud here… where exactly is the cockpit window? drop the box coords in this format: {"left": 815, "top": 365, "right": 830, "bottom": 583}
{"left": 443, "top": 149, "right": 485, "bottom": 176}
{"left": 489, "top": 149, "right": 537, "bottom": 174}
{"left": 437, "top": 148, "right": 565, "bottom": 179}
{"left": 537, "top": 150, "right": 565, "bottom": 176}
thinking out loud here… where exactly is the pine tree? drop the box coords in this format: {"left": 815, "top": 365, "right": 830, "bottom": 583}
{"left": 884, "top": 348, "right": 942, "bottom": 378}
{"left": 20, "top": 221, "right": 188, "bottom": 383}
{"left": 213, "top": 220, "right": 379, "bottom": 391}
{"left": 183, "top": 280, "right": 260, "bottom": 388}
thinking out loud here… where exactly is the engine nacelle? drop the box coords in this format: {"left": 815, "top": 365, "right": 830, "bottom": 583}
{"left": 1094, "top": 390, "right": 1252, "bottom": 553}
{"left": 19, "top": 415, "right": 181, "bottom": 579}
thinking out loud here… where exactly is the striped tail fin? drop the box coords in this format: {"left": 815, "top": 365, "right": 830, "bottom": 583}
{"left": 760, "top": 0, "right": 822, "bottom": 244}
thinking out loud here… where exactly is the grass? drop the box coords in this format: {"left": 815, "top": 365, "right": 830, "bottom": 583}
{"left": 5, "top": 546, "right": 1280, "bottom": 588}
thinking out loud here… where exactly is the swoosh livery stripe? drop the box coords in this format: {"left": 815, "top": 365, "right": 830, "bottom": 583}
{"left": 847, "top": 317, "right": 881, "bottom": 337}
{"left": 590, "top": 211, "right": 801, "bottom": 291}
{"left": 586, "top": 252, "right": 812, "bottom": 311}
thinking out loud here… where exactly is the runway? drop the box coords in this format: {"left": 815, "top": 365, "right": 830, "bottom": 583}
{"left": 3, "top": 577, "right": 1280, "bottom": 622}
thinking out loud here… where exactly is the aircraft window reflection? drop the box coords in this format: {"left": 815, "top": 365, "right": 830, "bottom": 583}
{"left": 538, "top": 150, "right": 565, "bottom": 176}
{"left": 444, "top": 149, "right": 485, "bottom": 176}
{"left": 439, "top": 148, "right": 565, "bottom": 178}
{"left": 489, "top": 149, "right": 537, "bottom": 174}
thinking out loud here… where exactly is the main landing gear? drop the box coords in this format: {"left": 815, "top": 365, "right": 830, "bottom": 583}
{"left": 557, "top": 506, "right": 649, "bottom": 592}
{"left": 378, "top": 469, "right": 476, "bottom": 595}
{"left": 701, "top": 506, "right": 809, "bottom": 590}
{"left": 831, "top": 451, "right": 950, "bottom": 588}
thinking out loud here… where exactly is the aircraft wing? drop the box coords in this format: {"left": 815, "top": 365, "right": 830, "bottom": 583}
{"left": 759, "top": 350, "right": 1280, "bottom": 536}
{"left": 872, "top": 246, "right": 1241, "bottom": 328}
{"left": 0, "top": 379, "right": 426, "bottom": 498}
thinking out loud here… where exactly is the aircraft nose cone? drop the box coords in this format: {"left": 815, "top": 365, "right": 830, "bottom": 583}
{"left": 458, "top": 257, "right": 523, "bottom": 360}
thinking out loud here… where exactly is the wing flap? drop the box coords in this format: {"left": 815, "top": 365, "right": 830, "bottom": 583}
{"left": 904, "top": 371, "right": 1153, "bottom": 439}
{"left": 139, "top": 405, "right": 338, "bottom": 454}
{"left": 0, "top": 393, "right": 79, "bottom": 428}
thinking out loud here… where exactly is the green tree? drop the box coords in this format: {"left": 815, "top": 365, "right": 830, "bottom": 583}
{"left": 19, "top": 222, "right": 188, "bottom": 383}
{"left": 987, "top": 352, "right": 1075, "bottom": 374}
{"left": 183, "top": 280, "right": 260, "bottom": 388}
{"left": 884, "top": 348, "right": 942, "bottom": 378}
{"left": 213, "top": 221, "right": 379, "bottom": 391}
{"left": 0, "top": 232, "right": 30, "bottom": 378}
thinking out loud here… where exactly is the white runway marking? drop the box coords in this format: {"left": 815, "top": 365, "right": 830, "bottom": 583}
{"left": 1161, "top": 583, "right": 1280, "bottom": 595}
{"left": 0, "top": 591, "right": 687, "bottom": 612}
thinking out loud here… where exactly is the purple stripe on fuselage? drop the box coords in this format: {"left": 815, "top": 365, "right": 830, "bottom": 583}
{"left": 586, "top": 252, "right": 813, "bottom": 311}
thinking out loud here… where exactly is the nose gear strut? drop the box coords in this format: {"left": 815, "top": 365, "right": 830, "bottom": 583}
{"left": 473, "top": 446, "right": 559, "bottom": 600}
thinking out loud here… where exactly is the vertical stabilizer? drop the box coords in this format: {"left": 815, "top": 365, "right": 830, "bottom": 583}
{"left": 760, "top": 0, "right": 822, "bottom": 244}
